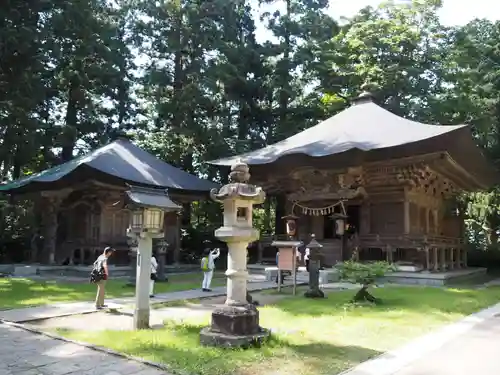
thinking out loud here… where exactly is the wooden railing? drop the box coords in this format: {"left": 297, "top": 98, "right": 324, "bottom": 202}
{"left": 358, "top": 234, "right": 463, "bottom": 249}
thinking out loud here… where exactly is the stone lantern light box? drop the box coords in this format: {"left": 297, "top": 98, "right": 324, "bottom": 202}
{"left": 330, "top": 212, "right": 348, "bottom": 236}
{"left": 125, "top": 185, "right": 181, "bottom": 234}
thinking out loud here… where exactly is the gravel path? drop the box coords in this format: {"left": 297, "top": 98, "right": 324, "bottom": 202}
{"left": 0, "top": 322, "right": 167, "bottom": 375}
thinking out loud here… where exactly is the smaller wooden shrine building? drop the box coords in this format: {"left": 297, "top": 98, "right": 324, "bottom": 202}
{"left": 211, "top": 92, "right": 498, "bottom": 272}
{"left": 0, "top": 137, "right": 217, "bottom": 265}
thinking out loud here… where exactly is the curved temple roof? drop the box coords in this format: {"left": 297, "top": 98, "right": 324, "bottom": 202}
{"left": 209, "top": 98, "right": 467, "bottom": 166}
{"left": 0, "top": 138, "right": 218, "bottom": 194}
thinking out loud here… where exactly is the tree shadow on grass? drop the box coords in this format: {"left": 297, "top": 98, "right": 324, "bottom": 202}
{"left": 272, "top": 286, "right": 500, "bottom": 319}
{"left": 108, "top": 321, "right": 381, "bottom": 375}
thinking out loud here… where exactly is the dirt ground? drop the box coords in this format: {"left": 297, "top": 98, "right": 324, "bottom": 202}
{"left": 25, "top": 290, "right": 298, "bottom": 332}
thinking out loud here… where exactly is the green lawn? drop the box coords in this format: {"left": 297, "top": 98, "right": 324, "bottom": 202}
{"left": 0, "top": 272, "right": 225, "bottom": 310}
{"left": 56, "top": 286, "right": 500, "bottom": 375}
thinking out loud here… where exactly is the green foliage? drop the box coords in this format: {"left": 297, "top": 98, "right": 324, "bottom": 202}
{"left": 1, "top": 0, "right": 500, "bottom": 246}
{"left": 336, "top": 261, "right": 396, "bottom": 286}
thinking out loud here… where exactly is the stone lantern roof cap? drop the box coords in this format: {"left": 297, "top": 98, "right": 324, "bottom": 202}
{"left": 330, "top": 212, "right": 348, "bottom": 220}
{"left": 306, "top": 234, "right": 323, "bottom": 249}
{"left": 125, "top": 185, "right": 181, "bottom": 211}
{"left": 210, "top": 161, "right": 266, "bottom": 204}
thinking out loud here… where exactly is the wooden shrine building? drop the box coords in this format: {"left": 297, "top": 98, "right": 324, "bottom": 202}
{"left": 210, "top": 92, "right": 499, "bottom": 272}
{"left": 0, "top": 138, "right": 217, "bottom": 265}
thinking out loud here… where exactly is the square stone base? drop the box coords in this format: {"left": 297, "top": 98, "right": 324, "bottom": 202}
{"left": 210, "top": 304, "right": 260, "bottom": 335}
{"left": 200, "top": 304, "right": 270, "bottom": 348}
{"left": 200, "top": 326, "right": 270, "bottom": 348}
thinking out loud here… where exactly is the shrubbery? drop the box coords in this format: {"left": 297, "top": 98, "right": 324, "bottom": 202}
{"left": 336, "top": 260, "right": 396, "bottom": 303}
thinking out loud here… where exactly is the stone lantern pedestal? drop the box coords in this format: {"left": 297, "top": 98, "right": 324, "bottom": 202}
{"left": 304, "top": 234, "right": 325, "bottom": 298}
{"left": 200, "top": 162, "right": 270, "bottom": 348}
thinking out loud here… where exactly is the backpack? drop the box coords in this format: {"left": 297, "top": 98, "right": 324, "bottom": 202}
{"left": 89, "top": 259, "right": 105, "bottom": 283}
{"left": 201, "top": 256, "right": 209, "bottom": 272}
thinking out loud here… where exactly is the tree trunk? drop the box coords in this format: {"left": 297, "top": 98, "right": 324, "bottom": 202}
{"left": 276, "top": 0, "right": 291, "bottom": 142}
{"left": 263, "top": 199, "right": 272, "bottom": 234}
{"left": 61, "top": 77, "right": 79, "bottom": 162}
{"left": 352, "top": 284, "right": 379, "bottom": 304}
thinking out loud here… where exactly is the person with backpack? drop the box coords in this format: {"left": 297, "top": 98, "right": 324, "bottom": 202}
{"left": 201, "top": 247, "right": 220, "bottom": 292}
{"left": 150, "top": 251, "right": 158, "bottom": 298}
{"left": 90, "top": 247, "right": 115, "bottom": 309}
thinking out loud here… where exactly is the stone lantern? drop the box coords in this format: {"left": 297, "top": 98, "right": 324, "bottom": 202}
{"left": 282, "top": 214, "right": 299, "bottom": 238}
{"left": 330, "top": 212, "right": 348, "bottom": 236}
{"left": 125, "top": 185, "right": 180, "bottom": 329}
{"left": 304, "top": 234, "right": 325, "bottom": 298}
{"left": 200, "top": 161, "right": 269, "bottom": 348}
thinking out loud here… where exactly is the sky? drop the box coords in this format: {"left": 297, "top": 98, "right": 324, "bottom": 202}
{"left": 254, "top": 0, "right": 500, "bottom": 42}
{"left": 329, "top": 0, "right": 500, "bottom": 25}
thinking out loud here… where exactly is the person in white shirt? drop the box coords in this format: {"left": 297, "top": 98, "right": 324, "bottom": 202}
{"left": 201, "top": 247, "right": 220, "bottom": 292}
{"left": 304, "top": 247, "right": 310, "bottom": 272}
{"left": 150, "top": 252, "right": 158, "bottom": 297}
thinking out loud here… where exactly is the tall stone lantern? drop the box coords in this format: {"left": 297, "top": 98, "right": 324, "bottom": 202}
{"left": 125, "top": 185, "right": 181, "bottom": 329}
{"left": 304, "top": 234, "right": 325, "bottom": 298}
{"left": 200, "top": 161, "right": 270, "bottom": 348}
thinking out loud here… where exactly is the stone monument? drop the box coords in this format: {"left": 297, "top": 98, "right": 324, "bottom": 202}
{"left": 200, "top": 161, "right": 270, "bottom": 348}
{"left": 304, "top": 234, "right": 325, "bottom": 298}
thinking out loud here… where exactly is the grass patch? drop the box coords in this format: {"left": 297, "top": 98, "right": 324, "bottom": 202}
{"left": 0, "top": 272, "right": 225, "bottom": 310}
{"left": 55, "top": 286, "right": 500, "bottom": 375}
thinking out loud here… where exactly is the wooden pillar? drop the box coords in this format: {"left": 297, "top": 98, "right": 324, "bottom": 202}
{"left": 454, "top": 248, "right": 461, "bottom": 269}
{"left": 425, "top": 207, "right": 430, "bottom": 234}
{"left": 439, "top": 247, "right": 446, "bottom": 271}
{"left": 41, "top": 195, "right": 64, "bottom": 265}
{"left": 360, "top": 202, "right": 370, "bottom": 235}
{"left": 385, "top": 244, "right": 393, "bottom": 263}
{"left": 449, "top": 248, "right": 455, "bottom": 270}
{"left": 416, "top": 206, "right": 421, "bottom": 233}
{"left": 424, "top": 247, "right": 430, "bottom": 270}
{"left": 173, "top": 212, "right": 181, "bottom": 264}
{"left": 69, "top": 245, "right": 74, "bottom": 265}
{"left": 30, "top": 197, "right": 43, "bottom": 263}
{"left": 432, "top": 247, "right": 439, "bottom": 272}
{"left": 403, "top": 200, "right": 410, "bottom": 234}
{"left": 463, "top": 247, "right": 468, "bottom": 268}
{"left": 257, "top": 241, "right": 263, "bottom": 264}
{"left": 433, "top": 210, "right": 439, "bottom": 235}
{"left": 275, "top": 194, "right": 286, "bottom": 237}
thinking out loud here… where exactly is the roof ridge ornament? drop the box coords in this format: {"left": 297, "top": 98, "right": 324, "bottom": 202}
{"left": 352, "top": 90, "right": 376, "bottom": 105}
{"left": 352, "top": 81, "right": 379, "bottom": 105}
